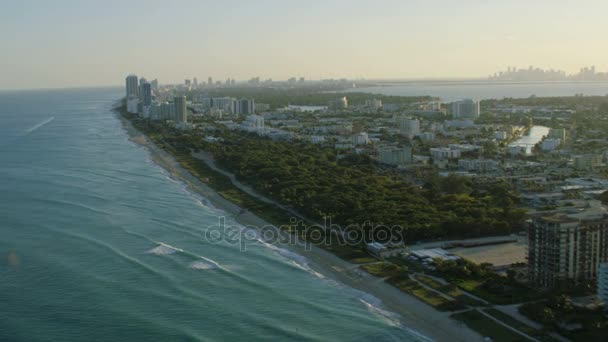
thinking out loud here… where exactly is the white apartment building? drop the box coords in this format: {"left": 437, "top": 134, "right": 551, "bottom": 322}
{"left": 430, "top": 147, "right": 461, "bottom": 160}
{"left": 351, "top": 132, "right": 370, "bottom": 145}
{"left": 396, "top": 117, "right": 420, "bottom": 136}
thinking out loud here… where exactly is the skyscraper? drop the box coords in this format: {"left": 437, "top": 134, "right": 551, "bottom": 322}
{"left": 174, "top": 96, "right": 187, "bottom": 123}
{"left": 598, "top": 263, "right": 608, "bottom": 305}
{"left": 142, "top": 83, "right": 152, "bottom": 106}
{"left": 125, "top": 75, "right": 139, "bottom": 98}
{"left": 138, "top": 77, "right": 148, "bottom": 100}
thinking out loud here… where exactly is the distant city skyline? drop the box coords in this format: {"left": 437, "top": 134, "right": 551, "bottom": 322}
{"left": 2, "top": 0, "right": 608, "bottom": 90}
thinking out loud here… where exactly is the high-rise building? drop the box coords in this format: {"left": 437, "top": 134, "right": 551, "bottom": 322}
{"left": 174, "top": 96, "right": 188, "bottom": 123}
{"left": 150, "top": 79, "right": 158, "bottom": 90}
{"left": 452, "top": 99, "right": 480, "bottom": 119}
{"left": 598, "top": 263, "right": 608, "bottom": 305}
{"left": 141, "top": 82, "right": 152, "bottom": 106}
{"left": 528, "top": 205, "right": 608, "bottom": 288}
{"left": 208, "top": 77, "right": 213, "bottom": 87}
{"left": 234, "top": 98, "right": 255, "bottom": 116}
{"left": 138, "top": 77, "right": 148, "bottom": 100}
{"left": 193, "top": 77, "right": 198, "bottom": 87}
{"left": 125, "top": 75, "right": 139, "bottom": 98}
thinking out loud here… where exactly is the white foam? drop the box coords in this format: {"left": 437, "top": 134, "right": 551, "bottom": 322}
{"left": 146, "top": 242, "right": 184, "bottom": 255}
{"left": 245, "top": 227, "right": 325, "bottom": 279}
{"left": 357, "top": 293, "right": 432, "bottom": 341}
{"left": 199, "top": 255, "right": 222, "bottom": 269}
{"left": 25, "top": 117, "right": 55, "bottom": 133}
{"left": 189, "top": 260, "right": 219, "bottom": 270}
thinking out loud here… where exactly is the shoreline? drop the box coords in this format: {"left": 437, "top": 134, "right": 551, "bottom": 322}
{"left": 115, "top": 112, "right": 484, "bottom": 341}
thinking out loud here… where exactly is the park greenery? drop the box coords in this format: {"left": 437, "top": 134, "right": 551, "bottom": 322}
{"left": 187, "top": 86, "right": 434, "bottom": 110}
{"left": 520, "top": 295, "right": 608, "bottom": 341}
{"left": 199, "top": 130, "right": 526, "bottom": 242}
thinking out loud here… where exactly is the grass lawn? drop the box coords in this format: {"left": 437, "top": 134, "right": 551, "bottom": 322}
{"left": 388, "top": 278, "right": 466, "bottom": 311}
{"left": 360, "top": 262, "right": 405, "bottom": 278}
{"left": 415, "top": 274, "right": 486, "bottom": 307}
{"left": 483, "top": 309, "right": 559, "bottom": 342}
{"left": 350, "top": 257, "right": 379, "bottom": 264}
{"left": 452, "top": 310, "right": 534, "bottom": 342}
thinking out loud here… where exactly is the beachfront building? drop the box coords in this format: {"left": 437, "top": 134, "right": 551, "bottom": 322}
{"left": 125, "top": 75, "right": 139, "bottom": 98}
{"left": 598, "top": 263, "right": 608, "bottom": 306}
{"left": 452, "top": 99, "right": 480, "bottom": 119}
{"left": 527, "top": 204, "right": 608, "bottom": 288}
{"left": 125, "top": 75, "right": 140, "bottom": 114}
{"left": 141, "top": 82, "right": 152, "bottom": 106}
{"left": 174, "top": 96, "right": 188, "bottom": 123}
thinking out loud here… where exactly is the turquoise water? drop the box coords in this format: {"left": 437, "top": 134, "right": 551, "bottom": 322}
{"left": 0, "top": 88, "right": 425, "bottom": 341}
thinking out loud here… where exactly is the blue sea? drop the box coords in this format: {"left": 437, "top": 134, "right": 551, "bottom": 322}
{"left": 0, "top": 88, "right": 425, "bottom": 341}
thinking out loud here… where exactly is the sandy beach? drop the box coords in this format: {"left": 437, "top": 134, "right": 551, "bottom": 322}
{"left": 117, "top": 114, "right": 484, "bottom": 342}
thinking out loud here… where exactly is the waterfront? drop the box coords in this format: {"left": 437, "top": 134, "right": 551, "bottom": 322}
{"left": 0, "top": 88, "right": 428, "bottom": 341}
{"left": 508, "top": 125, "right": 551, "bottom": 155}
{"left": 350, "top": 81, "right": 608, "bottom": 101}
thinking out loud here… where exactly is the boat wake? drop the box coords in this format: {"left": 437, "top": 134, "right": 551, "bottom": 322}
{"left": 25, "top": 116, "right": 55, "bottom": 134}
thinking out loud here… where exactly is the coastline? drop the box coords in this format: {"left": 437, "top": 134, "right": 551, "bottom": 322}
{"left": 116, "top": 112, "right": 484, "bottom": 341}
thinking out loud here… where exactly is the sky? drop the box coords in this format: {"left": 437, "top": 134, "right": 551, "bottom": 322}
{"left": 1, "top": 0, "right": 607, "bottom": 90}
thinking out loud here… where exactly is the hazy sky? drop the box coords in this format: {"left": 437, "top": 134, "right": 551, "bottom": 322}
{"left": 1, "top": 0, "right": 607, "bottom": 89}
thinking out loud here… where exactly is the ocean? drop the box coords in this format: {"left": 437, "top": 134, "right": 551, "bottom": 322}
{"left": 0, "top": 88, "right": 424, "bottom": 341}
{"left": 350, "top": 81, "right": 608, "bottom": 101}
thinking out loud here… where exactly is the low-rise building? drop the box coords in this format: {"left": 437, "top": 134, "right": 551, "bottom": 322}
{"left": 351, "top": 132, "right": 370, "bottom": 145}
{"left": 378, "top": 146, "right": 412, "bottom": 166}
{"left": 458, "top": 159, "right": 498, "bottom": 173}
{"left": 573, "top": 155, "right": 603, "bottom": 171}
{"left": 541, "top": 138, "right": 561, "bottom": 151}
{"left": 430, "top": 147, "right": 461, "bottom": 160}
